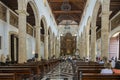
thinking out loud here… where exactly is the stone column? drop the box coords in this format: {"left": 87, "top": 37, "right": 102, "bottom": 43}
{"left": 17, "top": 0, "right": 28, "bottom": 63}
{"left": 79, "top": 37, "right": 83, "bottom": 58}
{"left": 89, "top": 35, "right": 91, "bottom": 58}
{"left": 82, "top": 32, "right": 85, "bottom": 57}
{"left": 35, "top": 26, "right": 41, "bottom": 61}
{"left": 56, "top": 39, "right": 59, "bottom": 58}
{"left": 17, "top": 9, "right": 28, "bottom": 63}
{"left": 50, "top": 35, "right": 53, "bottom": 58}
{"left": 85, "top": 26, "right": 90, "bottom": 58}
{"left": 101, "top": 0, "right": 110, "bottom": 58}
{"left": 53, "top": 36, "right": 56, "bottom": 56}
{"left": 58, "top": 37, "right": 61, "bottom": 57}
{"left": 91, "top": 26, "right": 97, "bottom": 61}
{"left": 44, "top": 34, "right": 48, "bottom": 60}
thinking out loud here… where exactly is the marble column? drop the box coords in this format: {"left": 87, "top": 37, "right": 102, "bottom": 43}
{"left": 44, "top": 34, "right": 48, "bottom": 60}
{"left": 101, "top": 0, "right": 110, "bottom": 58}
{"left": 35, "top": 26, "right": 41, "bottom": 61}
{"left": 91, "top": 26, "right": 97, "bottom": 61}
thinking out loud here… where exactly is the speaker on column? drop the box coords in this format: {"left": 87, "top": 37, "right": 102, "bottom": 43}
{"left": 35, "top": 53, "right": 38, "bottom": 58}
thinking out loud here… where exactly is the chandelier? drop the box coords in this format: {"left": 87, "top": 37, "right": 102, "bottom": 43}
{"left": 61, "top": 0, "right": 71, "bottom": 11}
{"left": 57, "top": 0, "right": 73, "bottom": 25}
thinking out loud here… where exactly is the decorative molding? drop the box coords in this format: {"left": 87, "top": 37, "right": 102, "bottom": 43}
{"left": 15, "top": 10, "right": 29, "bottom": 16}
{"left": 0, "top": 3, "right": 7, "bottom": 22}
{"left": 10, "top": 12, "right": 18, "bottom": 28}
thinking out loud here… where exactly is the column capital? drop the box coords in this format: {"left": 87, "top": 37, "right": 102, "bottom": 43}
{"left": 101, "top": 11, "right": 112, "bottom": 16}
{"left": 34, "top": 26, "right": 40, "bottom": 28}
{"left": 15, "top": 10, "right": 29, "bottom": 16}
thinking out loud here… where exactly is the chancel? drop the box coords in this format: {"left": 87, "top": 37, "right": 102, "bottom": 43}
{"left": 0, "top": 0, "right": 120, "bottom": 80}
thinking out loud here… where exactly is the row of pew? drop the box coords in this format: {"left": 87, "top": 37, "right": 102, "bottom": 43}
{"left": 0, "top": 59, "right": 60, "bottom": 80}
{"left": 76, "top": 61, "right": 120, "bottom": 80}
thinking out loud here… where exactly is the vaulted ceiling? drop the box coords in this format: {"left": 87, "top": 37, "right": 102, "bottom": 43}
{"left": 47, "top": 0, "right": 87, "bottom": 25}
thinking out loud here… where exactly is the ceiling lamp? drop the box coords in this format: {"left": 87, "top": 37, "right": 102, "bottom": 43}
{"left": 61, "top": 0, "right": 71, "bottom": 11}
{"left": 57, "top": 0, "right": 73, "bottom": 25}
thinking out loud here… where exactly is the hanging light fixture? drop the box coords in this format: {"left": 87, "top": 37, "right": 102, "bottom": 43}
{"left": 61, "top": 0, "right": 71, "bottom": 11}
{"left": 57, "top": 0, "right": 73, "bottom": 25}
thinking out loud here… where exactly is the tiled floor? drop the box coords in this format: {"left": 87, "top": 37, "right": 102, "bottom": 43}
{"left": 41, "top": 62, "right": 74, "bottom": 80}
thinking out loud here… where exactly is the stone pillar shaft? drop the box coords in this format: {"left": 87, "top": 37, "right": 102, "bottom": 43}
{"left": 86, "top": 27, "right": 89, "bottom": 58}
{"left": 101, "top": 0, "right": 110, "bottom": 58}
{"left": 44, "top": 35, "right": 48, "bottom": 60}
{"left": 18, "top": 10, "right": 27, "bottom": 63}
{"left": 91, "top": 27, "right": 96, "bottom": 61}
{"left": 35, "top": 26, "right": 41, "bottom": 61}
{"left": 53, "top": 37, "right": 56, "bottom": 56}
{"left": 50, "top": 36, "right": 53, "bottom": 58}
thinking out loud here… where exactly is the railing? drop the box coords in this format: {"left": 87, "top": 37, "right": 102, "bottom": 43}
{"left": 0, "top": 2, "right": 35, "bottom": 37}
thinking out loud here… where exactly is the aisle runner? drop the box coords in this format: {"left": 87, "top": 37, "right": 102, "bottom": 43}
{"left": 41, "top": 62, "right": 73, "bottom": 80}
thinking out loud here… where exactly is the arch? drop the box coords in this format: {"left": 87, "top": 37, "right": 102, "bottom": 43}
{"left": 27, "top": 0, "right": 40, "bottom": 26}
{"left": 91, "top": 0, "right": 101, "bottom": 27}
{"left": 40, "top": 16, "right": 48, "bottom": 35}
{"left": 109, "top": 26, "right": 120, "bottom": 38}
{"left": 48, "top": 27, "right": 52, "bottom": 36}
{"left": 86, "top": 16, "right": 92, "bottom": 34}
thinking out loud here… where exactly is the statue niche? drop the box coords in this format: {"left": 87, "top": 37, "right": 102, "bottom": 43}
{"left": 60, "top": 33, "right": 76, "bottom": 55}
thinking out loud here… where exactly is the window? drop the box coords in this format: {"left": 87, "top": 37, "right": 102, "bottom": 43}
{"left": 0, "top": 36, "right": 1, "bottom": 49}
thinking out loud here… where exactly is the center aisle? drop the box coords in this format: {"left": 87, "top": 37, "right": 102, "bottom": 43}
{"left": 41, "top": 61, "right": 74, "bottom": 80}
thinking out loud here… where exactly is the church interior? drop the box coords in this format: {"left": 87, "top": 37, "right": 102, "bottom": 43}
{"left": 0, "top": 0, "right": 120, "bottom": 80}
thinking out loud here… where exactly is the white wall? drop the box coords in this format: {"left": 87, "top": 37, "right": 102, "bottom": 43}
{"left": 0, "top": 18, "right": 38, "bottom": 60}
{"left": 26, "top": 34, "right": 35, "bottom": 59}
{"left": 0, "top": 19, "right": 18, "bottom": 60}
{"left": 35, "top": 0, "right": 58, "bottom": 36}
{"left": 79, "top": 0, "right": 97, "bottom": 35}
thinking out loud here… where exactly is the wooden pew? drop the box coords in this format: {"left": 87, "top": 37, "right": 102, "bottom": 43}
{"left": 0, "top": 68, "right": 32, "bottom": 80}
{"left": 6, "top": 64, "right": 43, "bottom": 79}
{"left": 78, "top": 69, "right": 101, "bottom": 73}
{"left": 77, "top": 66, "right": 104, "bottom": 69}
{"left": 76, "top": 62, "right": 103, "bottom": 66}
{"left": 79, "top": 73, "right": 120, "bottom": 80}
{"left": 0, "top": 73, "right": 15, "bottom": 80}
{"left": 6, "top": 59, "right": 60, "bottom": 79}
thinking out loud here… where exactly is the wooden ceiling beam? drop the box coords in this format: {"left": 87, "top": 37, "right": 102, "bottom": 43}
{"left": 48, "top": 0, "right": 64, "bottom": 3}
{"left": 53, "top": 10, "right": 81, "bottom": 14}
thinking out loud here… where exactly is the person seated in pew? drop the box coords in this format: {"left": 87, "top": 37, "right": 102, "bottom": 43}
{"left": 112, "top": 61, "right": 120, "bottom": 74}
{"left": 99, "top": 60, "right": 104, "bottom": 64}
{"left": 100, "top": 62, "right": 113, "bottom": 74}
{"left": 5, "top": 55, "right": 11, "bottom": 65}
